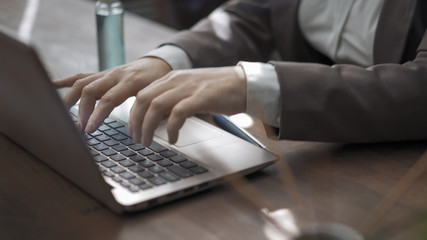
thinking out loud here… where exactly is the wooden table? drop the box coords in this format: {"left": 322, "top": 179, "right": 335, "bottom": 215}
{"left": 1, "top": 1, "right": 426, "bottom": 239}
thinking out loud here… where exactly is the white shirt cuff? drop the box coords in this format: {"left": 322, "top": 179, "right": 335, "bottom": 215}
{"left": 238, "top": 61, "right": 281, "bottom": 127}
{"left": 143, "top": 45, "right": 193, "bottom": 70}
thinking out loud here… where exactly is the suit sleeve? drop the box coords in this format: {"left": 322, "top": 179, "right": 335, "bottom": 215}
{"left": 270, "top": 30, "right": 427, "bottom": 142}
{"left": 164, "top": 0, "right": 275, "bottom": 68}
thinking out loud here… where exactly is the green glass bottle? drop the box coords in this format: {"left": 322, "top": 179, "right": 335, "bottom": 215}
{"left": 96, "top": 0, "right": 125, "bottom": 71}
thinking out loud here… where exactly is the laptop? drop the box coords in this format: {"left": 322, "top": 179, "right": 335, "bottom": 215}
{"left": 0, "top": 27, "right": 277, "bottom": 213}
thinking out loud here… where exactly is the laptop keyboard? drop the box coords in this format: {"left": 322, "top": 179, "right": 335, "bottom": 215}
{"left": 70, "top": 114, "right": 208, "bottom": 193}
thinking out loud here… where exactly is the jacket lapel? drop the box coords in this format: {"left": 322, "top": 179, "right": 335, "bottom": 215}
{"left": 374, "top": 0, "right": 418, "bottom": 64}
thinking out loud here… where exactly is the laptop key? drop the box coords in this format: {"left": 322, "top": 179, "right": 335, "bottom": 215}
{"left": 105, "top": 139, "right": 120, "bottom": 147}
{"left": 96, "top": 134, "right": 110, "bottom": 141}
{"left": 139, "top": 149, "right": 153, "bottom": 156}
{"left": 149, "top": 165, "right": 165, "bottom": 173}
{"left": 90, "top": 130, "right": 103, "bottom": 137}
{"left": 129, "top": 186, "right": 139, "bottom": 192}
{"left": 102, "top": 149, "right": 116, "bottom": 156}
{"left": 87, "top": 138, "right": 100, "bottom": 146}
{"left": 121, "top": 149, "right": 136, "bottom": 157}
{"left": 147, "top": 154, "right": 162, "bottom": 161}
{"left": 189, "top": 166, "right": 208, "bottom": 174}
{"left": 103, "top": 171, "right": 114, "bottom": 177}
{"left": 119, "top": 172, "right": 135, "bottom": 180}
{"left": 168, "top": 165, "right": 194, "bottom": 178}
{"left": 179, "top": 160, "right": 197, "bottom": 169}
{"left": 138, "top": 183, "right": 152, "bottom": 190}
{"left": 112, "top": 134, "right": 128, "bottom": 141}
{"left": 94, "top": 155, "right": 108, "bottom": 162}
{"left": 129, "top": 165, "right": 144, "bottom": 173}
{"left": 170, "top": 155, "right": 187, "bottom": 163}
{"left": 160, "top": 150, "right": 177, "bottom": 158}
{"left": 120, "top": 138, "right": 134, "bottom": 146}
{"left": 98, "top": 124, "right": 111, "bottom": 131}
{"left": 108, "top": 121, "right": 123, "bottom": 129}
{"left": 148, "top": 176, "right": 167, "bottom": 186}
{"left": 93, "top": 143, "right": 109, "bottom": 151}
{"left": 119, "top": 159, "right": 135, "bottom": 167}
{"left": 129, "top": 178, "right": 145, "bottom": 186}
{"left": 112, "top": 144, "right": 127, "bottom": 151}
{"left": 120, "top": 181, "right": 131, "bottom": 188}
{"left": 139, "top": 160, "right": 155, "bottom": 168}
{"left": 129, "top": 144, "right": 144, "bottom": 151}
{"left": 129, "top": 155, "right": 145, "bottom": 162}
{"left": 157, "top": 159, "right": 173, "bottom": 167}
{"left": 116, "top": 126, "right": 128, "bottom": 135}
{"left": 104, "top": 129, "right": 119, "bottom": 136}
{"left": 104, "top": 118, "right": 115, "bottom": 124}
{"left": 112, "top": 176, "right": 123, "bottom": 183}
{"left": 138, "top": 170, "right": 154, "bottom": 179}
{"left": 149, "top": 142, "right": 168, "bottom": 152}
{"left": 159, "top": 172, "right": 180, "bottom": 182}
{"left": 101, "top": 160, "right": 117, "bottom": 168}
{"left": 111, "top": 154, "right": 126, "bottom": 162}
{"left": 111, "top": 166, "right": 126, "bottom": 173}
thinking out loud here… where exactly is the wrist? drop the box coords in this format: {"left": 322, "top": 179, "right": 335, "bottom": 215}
{"left": 141, "top": 56, "right": 173, "bottom": 74}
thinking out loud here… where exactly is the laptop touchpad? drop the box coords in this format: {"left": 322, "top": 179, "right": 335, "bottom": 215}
{"left": 155, "top": 118, "right": 222, "bottom": 147}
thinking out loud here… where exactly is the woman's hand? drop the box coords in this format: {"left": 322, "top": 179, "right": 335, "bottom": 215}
{"left": 129, "top": 66, "right": 247, "bottom": 146}
{"left": 54, "top": 57, "right": 172, "bottom": 132}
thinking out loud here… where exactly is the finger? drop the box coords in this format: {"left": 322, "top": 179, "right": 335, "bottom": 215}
{"left": 129, "top": 76, "right": 178, "bottom": 142}
{"left": 78, "top": 89, "right": 97, "bottom": 132}
{"left": 130, "top": 88, "right": 160, "bottom": 144}
{"left": 129, "top": 95, "right": 149, "bottom": 144}
{"left": 85, "top": 80, "right": 139, "bottom": 132}
{"left": 166, "top": 96, "right": 203, "bottom": 144}
{"left": 62, "top": 73, "right": 104, "bottom": 109}
{"left": 78, "top": 74, "right": 120, "bottom": 131}
{"left": 53, "top": 73, "right": 94, "bottom": 88}
{"left": 140, "top": 89, "right": 191, "bottom": 146}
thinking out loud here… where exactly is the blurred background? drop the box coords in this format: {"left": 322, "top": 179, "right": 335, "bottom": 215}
{"left": 98, "top": 0, "right": 228, "bottom": 30}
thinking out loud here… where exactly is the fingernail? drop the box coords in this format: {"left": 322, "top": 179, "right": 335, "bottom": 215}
{"left": 85, "top": 121, "right": 95, "bottom": 133}
{"left": 169, "top": 137, "right": 177, "bottom": 145}
{"left": 141, "top": 137, "right": 149, "bottom": 147}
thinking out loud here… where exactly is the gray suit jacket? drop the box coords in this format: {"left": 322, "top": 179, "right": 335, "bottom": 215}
{"left": 166, "top": 0, "right": 427, "bottom": 143}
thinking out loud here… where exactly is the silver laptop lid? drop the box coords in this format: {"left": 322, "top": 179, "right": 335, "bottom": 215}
{"left": 0, "top": 27, "right": 121, "bottom": 212}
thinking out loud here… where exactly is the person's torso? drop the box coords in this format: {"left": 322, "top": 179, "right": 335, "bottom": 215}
{"left": 298, "top": 0, "right": 385, "bottom": 67}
